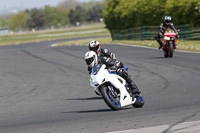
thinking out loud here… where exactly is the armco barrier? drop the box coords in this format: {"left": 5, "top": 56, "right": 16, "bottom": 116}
{"left": 111, "top": 25, "right": 200, "bottom": 40}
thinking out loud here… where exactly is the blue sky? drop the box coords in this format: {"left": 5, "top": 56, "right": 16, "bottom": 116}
{"left": 0, "top": 0, "right": 102, "bottom": 15}
{"left": 1, "top": 0, "right": 101, "bottom": 9}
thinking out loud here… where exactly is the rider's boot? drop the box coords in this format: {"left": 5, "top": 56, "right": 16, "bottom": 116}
{"left": 156, "top": 38, "right": 163, "bottom": 49}
{"left": 117, "top": 69, "right": 141, "bottom": 95}
{"left": 158, "top": 42, "right": 163, "bottom": 49}
{"left": 127, "top": 76, "right": 141, "bottom": 94}
{"left": 130, "top": 83, "right": 141, "bottom": 94}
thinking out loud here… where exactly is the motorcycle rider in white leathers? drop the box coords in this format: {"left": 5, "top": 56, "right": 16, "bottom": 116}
{"left": 85, "top": 40, "right": 140, "bottom": 94}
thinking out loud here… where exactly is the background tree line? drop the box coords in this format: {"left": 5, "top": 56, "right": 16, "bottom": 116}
{"left": 0, "top": 0, "right": 105, "bottom": 31}
{"left": 103, "top": 0, "right": 200, "bottom": 31}
{"left": 1, "top": 0, "right": 200, "bottom": 32}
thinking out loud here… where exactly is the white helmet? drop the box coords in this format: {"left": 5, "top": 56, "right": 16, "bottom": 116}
{"left": 84, "top": 51, "right": 98, "bottom": 67}
{"left": 89, "top": 40, "right": 100, "bottom": 54}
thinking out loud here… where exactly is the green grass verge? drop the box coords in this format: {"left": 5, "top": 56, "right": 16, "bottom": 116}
{"left": 55, "top": 37, "right": 200, "bottom": 52}
{"left": 0, "top": 23, "right": 109, "bottom": 46}
{"left": 1, "top": 22, "right": 200, "bottom": 53}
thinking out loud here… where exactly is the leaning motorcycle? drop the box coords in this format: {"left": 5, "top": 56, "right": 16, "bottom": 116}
{"left": 162, "top": 29, "right": 179, "bottom": 58}
{"left": 89, "top": 64, "right": 144, "bottom": 110}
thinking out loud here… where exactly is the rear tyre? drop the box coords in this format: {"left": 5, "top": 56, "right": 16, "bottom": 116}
{"left": 132, "top": 93, "right": 144, "bottom": 108}
{"left": 101, "top": 86, "right": 121, "bottom": 110}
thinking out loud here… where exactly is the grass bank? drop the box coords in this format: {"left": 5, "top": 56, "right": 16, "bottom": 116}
{"left": 0, "top": 23, "right": 109, "bottom": 46}
{"left": 55, "top": 37, "right": 200, "bottom": 53}
{"left": 0, "top": 22, "right": 200, "bottom": 53}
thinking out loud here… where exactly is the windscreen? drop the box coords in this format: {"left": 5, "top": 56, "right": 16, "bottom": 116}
{"left": 92, "top": 64, "right": 103, "bottom": 75}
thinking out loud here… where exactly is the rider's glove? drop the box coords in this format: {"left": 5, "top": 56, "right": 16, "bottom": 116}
{"left": 110, "top": 53, "right": 116, "bottom": 60}
{"left": 176, "top": 32, "right": 179, "bottom": 38}
{"left": 116, "top": 61, "right": 124, "bottom": 68}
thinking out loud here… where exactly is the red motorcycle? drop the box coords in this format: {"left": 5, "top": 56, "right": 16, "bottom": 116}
{"left": 162, "top": 29, "right": 179, "bottom": 58}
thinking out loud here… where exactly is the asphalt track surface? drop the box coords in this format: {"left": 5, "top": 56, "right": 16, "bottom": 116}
{"left": 0, "top": 37, "right": 200, "bottom": 133}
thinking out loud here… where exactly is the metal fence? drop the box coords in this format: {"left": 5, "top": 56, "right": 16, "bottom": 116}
{"left": 111, "top": 25, "right": 200, "bottom": 40}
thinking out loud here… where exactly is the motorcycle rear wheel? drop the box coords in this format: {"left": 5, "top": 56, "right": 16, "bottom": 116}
{"left": 101, "top": 86, "right": 121, "bottom": 110}
{"left": 132, "top": 93, "right": 144, "bottom": 108}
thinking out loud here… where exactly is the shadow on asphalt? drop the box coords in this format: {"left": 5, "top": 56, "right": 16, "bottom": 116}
{"left": 62, "top": 107, "right": 134, "bottom": 114}
{"left": 65, "top": 97, "right": 102, "bottom": 101}
{"left": 147, "top": 57, "right": 166, "bottom": 59}
{"left": 61, "top": 109, "right": 112, "bottom": 113}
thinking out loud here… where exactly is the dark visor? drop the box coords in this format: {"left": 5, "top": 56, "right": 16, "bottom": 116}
{"left": 85, "top": 57, "right": 94, "bottom": 65}
{"left": 89, "top": 47, "right": 96, "bottom": 52}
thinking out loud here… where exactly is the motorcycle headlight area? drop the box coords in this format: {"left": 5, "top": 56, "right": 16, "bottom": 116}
{"left": 164, "top": 36, "right": 170, "bottom": 40}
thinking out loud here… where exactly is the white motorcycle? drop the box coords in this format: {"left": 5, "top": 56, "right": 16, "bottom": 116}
{"left": 89, "top": 64, "right": 144, "bottom": 110}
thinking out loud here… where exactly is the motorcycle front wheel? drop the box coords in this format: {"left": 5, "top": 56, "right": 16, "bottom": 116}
{"left": 101, "top": 86, "right": 121, "bottom": 110}
{"left": 164, "top": 51, "right": 168, "bottom": 58}
{"left": 169, "top": 43, "right": 174, "bottom": 58}
{"left": 168, "top": 42, "right": 174, "bottom": 58}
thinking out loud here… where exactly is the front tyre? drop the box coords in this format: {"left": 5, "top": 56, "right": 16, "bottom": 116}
{"left": 164, "top": 51, "right": 168, "bottom": 58}
{"left": 169, "top": 43, "right": 174, "bottom": 58}
{"left": 132, "top": 93, "right": 144, "bottom": 108}
{"left": 168, "top": 42, "right": 174, "bottom": 58}
{"left": 101, "top": 86, "right": 121, "bottom": 110}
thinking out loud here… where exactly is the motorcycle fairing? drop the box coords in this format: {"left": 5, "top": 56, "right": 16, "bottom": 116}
{"left": 90, "top": 64, "right": 136, "bottom": 107}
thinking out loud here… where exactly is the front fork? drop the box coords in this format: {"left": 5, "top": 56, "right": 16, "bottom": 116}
{"left": 163, "top": 40, "right": 176, "bottom": 50}
{"left": 108, "top": 86, "right": 118, "bottom": 98}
